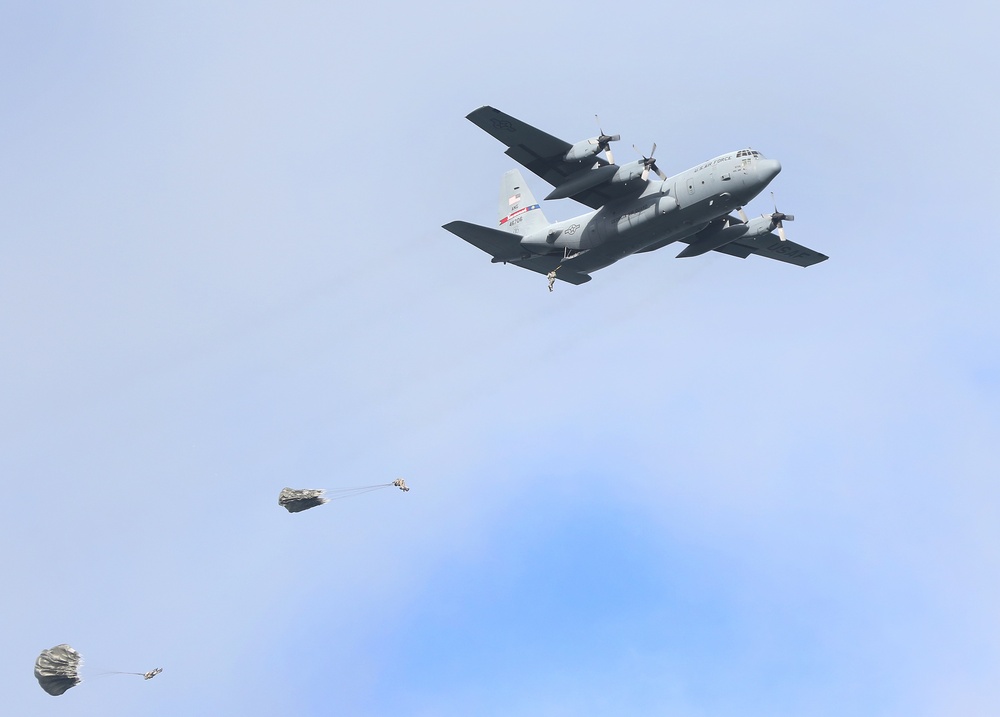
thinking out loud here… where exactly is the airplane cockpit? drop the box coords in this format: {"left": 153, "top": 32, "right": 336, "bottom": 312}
{"left": 737, "top": 148, "right": 763, "bottom": 168}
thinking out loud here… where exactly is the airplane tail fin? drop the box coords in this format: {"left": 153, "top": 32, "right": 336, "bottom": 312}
{"left": 498, "top": 169, "right": 548, "bottom": 235}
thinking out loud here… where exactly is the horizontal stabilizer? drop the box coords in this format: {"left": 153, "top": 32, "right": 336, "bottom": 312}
{"left": 443, "top": 221, "right": 592, "bottom": 285}
{"left": 514, "top": 257, "right": 592, "bottom": 285}
{"left": 553, "top": 272, "right": 591, "bottom": 285}
{"left": 443, "top": 220, "right": 527, "bottom": 262}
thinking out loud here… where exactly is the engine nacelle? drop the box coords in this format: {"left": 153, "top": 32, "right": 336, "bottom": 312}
{"left": 608, "top": 160, "right": 646, "bottom": 185}
{"left": 743, "top": 215, "right": 776, "bottom": 238}
{"left": 563, "top": 139, "right": 602, "bottom": 162}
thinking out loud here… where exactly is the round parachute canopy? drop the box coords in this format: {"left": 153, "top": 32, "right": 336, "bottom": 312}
{"left": 278, "top": 487, "right": 329, "bottom": 513}
{"left": 35, "top": 644, "right": 82, "bottom": 696}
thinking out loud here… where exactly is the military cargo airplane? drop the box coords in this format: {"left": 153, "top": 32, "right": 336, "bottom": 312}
{"left": 444, "top": 106, "right": 827, "bottom": 288}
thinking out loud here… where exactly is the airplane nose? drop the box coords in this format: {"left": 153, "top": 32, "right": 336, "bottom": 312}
{"left": 757, "top": 159, "right": 781, "bottom": 183}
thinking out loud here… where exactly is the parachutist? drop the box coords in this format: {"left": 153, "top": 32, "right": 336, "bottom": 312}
{"left": 35, "top": 645, "right": 160, "bottom": 696}
{"left": 547, "top": 270, "right": 556, "bottom": 292}
{"left": 279, "top": 480, "right": 410, "bottom": 512}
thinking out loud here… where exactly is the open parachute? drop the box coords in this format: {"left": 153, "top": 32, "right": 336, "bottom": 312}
{"left": 279, "top": 479, "right": 409, "bottom": 513}
{"left": 34, "top": 644, "right": 161, "bottom": 696}
{"left": 34, "top": 644, "right": 82, "bottom": 696}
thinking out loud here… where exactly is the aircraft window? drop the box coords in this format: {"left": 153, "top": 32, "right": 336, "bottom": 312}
{"left": 751, "top": 150, "right": 764, "bottom": 158}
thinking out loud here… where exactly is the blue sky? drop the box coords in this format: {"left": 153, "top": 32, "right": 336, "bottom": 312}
{"left": 2, "top": 2, "right": 998, "bottom": 715}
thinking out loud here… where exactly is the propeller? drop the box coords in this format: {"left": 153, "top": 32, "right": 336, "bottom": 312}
{"left": 634, "top": 143, "right": 667, "bottom": 181}
{"left": 767, "top": 192, "right": 795, "bottom": 241}
{"left": 737, "top": 207, "right": 749, "bottom": 223}
{"left": 589, "top": 115, "right": 620, "bottom": 164}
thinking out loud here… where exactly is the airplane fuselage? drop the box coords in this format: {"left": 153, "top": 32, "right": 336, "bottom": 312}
{"left": 518, "top": 150, "right": 782, "bottom": 274}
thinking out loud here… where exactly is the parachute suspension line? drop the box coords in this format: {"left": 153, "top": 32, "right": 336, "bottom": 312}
{"left": 279, "top": 480, "right": 410, "bottom": 512}
{"left": 322, "top": 480, "right": 410, "bottom": 499}
{"left": 95, "top": 670, "right": 157, "bottom": 678}
{"left": 548, "top": 249, "right": 582, "bottom": 291}
{"left": 93, "top": 671, "right": 138, "bottom": 677}
{"left": 323, "top": 485, "right": 392, "bottom": 501}
{"left": 322, "top": 483, "right": 396, "bottom": 494}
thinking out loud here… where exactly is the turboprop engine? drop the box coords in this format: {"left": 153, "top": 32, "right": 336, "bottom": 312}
{"left": 563, "top": 138, "right": 605, "bottom": 162}
{"left": 544, "top": 160, "right": 656, "bottom": 201}
{"left": 563, "top": 124, "right": 620, "bottom": 163}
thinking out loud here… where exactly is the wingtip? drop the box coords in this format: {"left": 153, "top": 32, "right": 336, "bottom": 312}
{"left": 465, "top": 105, "right": 497, "bottom": 121}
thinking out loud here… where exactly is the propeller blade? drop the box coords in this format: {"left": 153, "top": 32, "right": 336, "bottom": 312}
{"left": 594, "top": 115, "right": 616, "bottom": 139}
{"left": 593, "top": 115, "right": 619, "bottom": 164}
{"left": 737, "top": 207, "right": 749, "bottom": 223}
{"left": 768, "top": 192, "right": 793, "bottom": 239}
{"left": 633, "top": 143, "right": 664, "bottom": 181}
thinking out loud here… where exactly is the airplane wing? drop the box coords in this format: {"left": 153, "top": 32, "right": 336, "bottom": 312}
{"left": 443, "top": 221, "right": 591, "bottom": 285}
{"left": 466, "top": 106, "right": 645, "bottom": 210}
{"left": 712, "top": 230, "right": 828, "bottom": 267}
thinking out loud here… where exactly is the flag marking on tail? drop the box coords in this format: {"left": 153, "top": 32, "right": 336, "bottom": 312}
{"left": 499, "top": 204, "right": 541, "bottom": 226}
